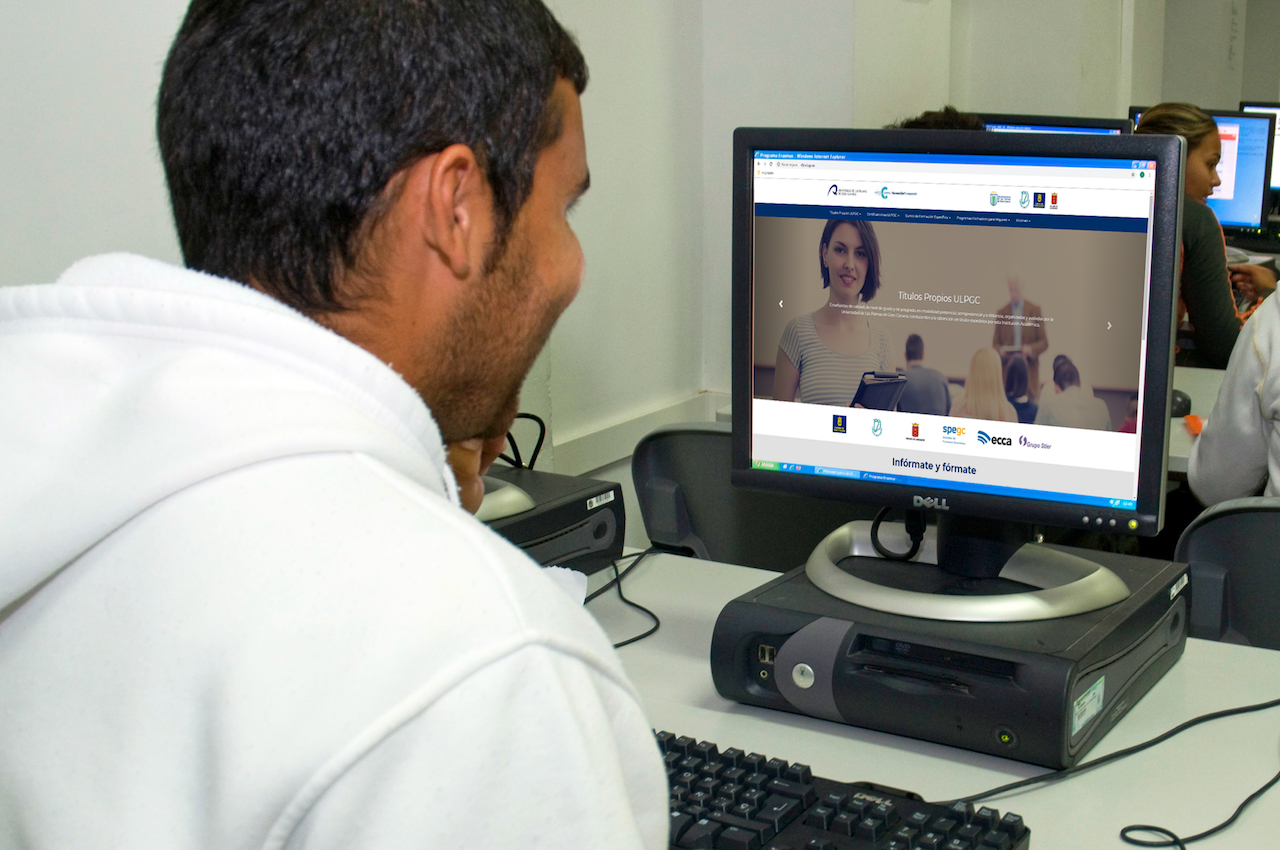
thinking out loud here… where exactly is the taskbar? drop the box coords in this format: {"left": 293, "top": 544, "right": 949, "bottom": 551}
{"left": 751, "top": 458, "right": 1137, "bottom": 511}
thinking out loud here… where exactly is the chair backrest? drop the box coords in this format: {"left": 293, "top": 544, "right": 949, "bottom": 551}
{"left": 1174, "top": 496, "right": 1280, "bottom": 649}
{"left": 632, "top": 422, "right": 878, "bottom": 571}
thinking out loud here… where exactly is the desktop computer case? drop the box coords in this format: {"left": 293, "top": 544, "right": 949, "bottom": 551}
{"left": 710, "top": 550, "right": 1188, "bottom": 769}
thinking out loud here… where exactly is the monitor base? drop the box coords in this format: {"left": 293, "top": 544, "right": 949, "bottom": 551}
{"left": 806, "top": 520, "right": 1132, "bottom": 622}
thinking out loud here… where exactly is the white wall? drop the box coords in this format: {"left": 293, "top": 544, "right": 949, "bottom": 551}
{"left": 1162, "top": 0, "right": 1246, "bottom": 110}
{"left": 950, "top": 0, "right": 1165, "bottom": 119}
{"left": 0, "top": 2, "right": 187, "bottom": 285}
{"left": 1242, "top": 0, "right": 1280, "bottom": 103}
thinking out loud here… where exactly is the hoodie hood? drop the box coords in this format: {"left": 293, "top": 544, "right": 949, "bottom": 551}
{"left": 0, "top": 254, "right": 457, "bottom": 611}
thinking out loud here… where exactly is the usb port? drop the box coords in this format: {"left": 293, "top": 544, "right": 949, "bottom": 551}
{"left": 757, "top": 644, "right": 777, "bottom": 665}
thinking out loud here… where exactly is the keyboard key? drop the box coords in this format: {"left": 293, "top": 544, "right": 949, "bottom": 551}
{"left": 763, "top": 757, "right": 789, "bottom": 779}
{"left": 957, "top": 823, "right": 983, "bottom": 843}
{"left": 744, "top": 773, "right": 771, "bottom": 791}
{"left": 721, "top": 768, "right": 748, "bottom": 786}
{"left": 931, "top": 817, "right": 959, "bottom": 836}
{"left": 655, "top": 731, "right": 675, "bottom": 751}
{"left": 671, "top": 735, "right": 697, "bottom": 757}
{"left": 679, "top": 757, "right": 705, "bottom": 773}
{"left": 755, "top": 795, "right": 802, "bottom": 832}
{"left": 673, "top": 771, "right": 701, "bottom": 791}
{"left": 710, "top": 796, "right": 735, "bottom": 813}
{"left": 764, "top": 779, "right": 817, "bottom": 809}
{"left": 973, "top": 806, "right": 1000, "bottom": 830}
{"left": 740, "top": 789, "right": 767, "bottom": 808}
{"left": 718, "top": 826, "right": 762, "bottom": 850}
{"left": 805, "top": 805, "right": 837, "bottom": 831}
{"left": 907, "top": 809, "right": 932, "bottom": 830}
{"left": 719, "top": 747, "right": 745, "bottom": 768}
{"left": 668, "top": 811, "right": 694, "bottom": 842}
{"left": 819, "top": 792, "right": 847, "bottom": 811}
{"left": 943, "top": 839, "right": 972, "bottom": 850}
{"left": 894, "top": 825, "right": 920, "bottom": 844}
{"left": 692, "top": 740, "right": 720, "bottom": 763}
{"left": 695, "top": 777, "right": 720, "bottom": 797}
{"left": 981, "top": 830, "right": 1013, "bottom": 850}
{"left": 677, "top": 818, "right": 721, "bottom": 848}
{"left": 783, "top": 763, "right": 813, "bottom": 784}
{"left": 830, "top": 811, "right": 859, "bottom": 836}
{"left": 707, "top": 810, "right": 777, "bottom": 842}
{"left": 699, "top": 762, "right": 725, "bottom": 781}
{"left": 998, "top": 813, "right": 1026, "bottom": 839}
{"left": 948, "top": 801, "right": 974, "bottom": 824}
{"left": 871, "top": 802, "right": 901, "bottom": 827}
{"left": 687, "top": 790, "right": 713, "bottom": 809}
{"left": 804, "top": 840, "right": 835, "bottom": 850}
{"left": 718, "top": 783, "right": 743, "bottom": 803}
{"left": 742, "top": 753, "right": 767, "bottom": 773}
{"left": 856, "top": 817, "right": 885, "bottom": 841}
{"left": 919, "top": 833, "right": 945, "bottom": 849}
{"left": 732, "top": 801, "right": 760, "bottom": 820}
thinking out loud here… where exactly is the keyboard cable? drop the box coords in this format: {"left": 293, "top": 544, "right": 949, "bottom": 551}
{"left": 585, "top": 547, "right": 661, "bottom": 649}
{"left": 945, "top": 695, "right": 1280, "bottom": 848}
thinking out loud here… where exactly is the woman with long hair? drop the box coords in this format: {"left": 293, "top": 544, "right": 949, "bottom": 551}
{"left": 951, "top": 348, "right": 1017, "bottom": 422}
{"left": 774, "top": 219, "right": 892, "bottom": 404}
{"left": 1135, "top": 103, "right": 1276, "bottom": 367}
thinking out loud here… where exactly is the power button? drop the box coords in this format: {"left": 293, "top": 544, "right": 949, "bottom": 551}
{"left": 994, "top": 727, "right": 1019, "bottom": 749}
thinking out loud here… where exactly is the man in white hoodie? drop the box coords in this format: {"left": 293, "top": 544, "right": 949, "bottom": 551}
{"left": 0, "top": 2, "right": 667, "bottom": 848}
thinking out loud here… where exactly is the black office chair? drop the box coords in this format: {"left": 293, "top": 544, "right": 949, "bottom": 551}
{"left": 1174, "top": 496, "right": 1280, "bottom": 649}
{"left": 632, "top": 422, "right": 879, "bottom": 572}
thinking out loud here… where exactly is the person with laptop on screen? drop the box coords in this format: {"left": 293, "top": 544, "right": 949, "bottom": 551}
{"left": 1135, "top": 103, "right": 1275, "bottom": 368}
{"left": 0, "top": 2, "right": 668, "bottom": 848}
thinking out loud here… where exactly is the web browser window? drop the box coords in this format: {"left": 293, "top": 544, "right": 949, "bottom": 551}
{"left": 750, "top": 150, "right": 1157, "bottom": 510}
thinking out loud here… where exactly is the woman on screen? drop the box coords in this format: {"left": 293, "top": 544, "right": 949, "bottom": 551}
{"left": 951, "top": 348, "right": 1017, "bottom": 422}
{"left": 773, "top": 219, "right": 891, "bottom": 405}
{"left": 1135, "top": 103, "right": 1275, "bottom": 368}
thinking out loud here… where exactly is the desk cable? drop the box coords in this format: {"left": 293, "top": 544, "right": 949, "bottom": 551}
{"left": 946, "top": 695, "right": 1280, "bottom": 848}
{"left": 585, "top": 547, "right": 661, "bottom": 649}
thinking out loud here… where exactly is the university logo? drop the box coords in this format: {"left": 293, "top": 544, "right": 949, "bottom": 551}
{"left": 1019, "top": 190, "right": 1030, "bottom": 208}
{"left": 990, "top": 192, "right": 998, "bottom": 206}
{"left": 828, "top": 184, "right": 839, "bottom": 196}
{"left": 871, "top": 418, "right": 883, "bottom": 437}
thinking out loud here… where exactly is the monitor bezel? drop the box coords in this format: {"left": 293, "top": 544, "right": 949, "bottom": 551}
{"left": 730, "top": 127, "right": 1184, "bottom": 537}
{"left": 1203, "top": 109, "right": 1275, "bottom": 232}
{"left": 1239, "top": 101, "right": 1280, "bottom": 193}
{"left": 979, "top": 113, "right": 1132, "bottom": 134}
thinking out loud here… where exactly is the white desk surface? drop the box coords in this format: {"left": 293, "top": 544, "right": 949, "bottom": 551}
{"left": 587, "top": 553, "right": 1280, "bottom": 849}
{"left": 1169, "top": 366, "right": 1224, "bottom": 475}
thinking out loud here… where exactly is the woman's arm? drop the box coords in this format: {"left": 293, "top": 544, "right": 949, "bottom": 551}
{"left": 774, "top": 347, "right": 800, "bottom": 402}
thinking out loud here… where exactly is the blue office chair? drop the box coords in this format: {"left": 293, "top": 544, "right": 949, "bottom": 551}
{"left": 632, "top": 422, "right": 879, "bottom": 571}
{"left": 1174, "top": 496, "right": 1280, "bottom": 650}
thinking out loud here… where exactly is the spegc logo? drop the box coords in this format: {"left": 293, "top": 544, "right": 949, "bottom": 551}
{"left": 942, "top": 425, "right": 965, "bottom": 436}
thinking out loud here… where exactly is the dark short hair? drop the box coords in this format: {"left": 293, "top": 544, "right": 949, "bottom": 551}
{"left": 158, "top": 0, "right": 587, "bottom": 313}
{"left": 894, "top": 106, "right": 987, "bottom": 131}
{"left": 905, "top": 333, "right": 924, "bottom": 361}
{"left": 1054, "top": 359, "right": 1081, "bottom": 389}
{"left": 819, "top": 219, "right": 881, "bottom": 302}
{"left": 1004, "top": 354, "right": 1029, "bottom": 398}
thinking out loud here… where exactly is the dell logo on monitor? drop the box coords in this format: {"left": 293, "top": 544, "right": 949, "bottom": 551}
{"left": 912, "top": 495, "right": 950, "bottom": 511}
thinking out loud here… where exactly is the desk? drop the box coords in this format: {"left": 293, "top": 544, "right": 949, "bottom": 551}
{"left": 1169, "top": 366, "right": 1224, "bottom": 474}
{"left": 588, "top": 554, "right": 1280, "bottom": 849}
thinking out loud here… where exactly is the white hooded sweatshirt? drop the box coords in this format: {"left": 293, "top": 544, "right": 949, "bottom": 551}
{"left": 0, "top": 254, "right": 667, "bottom": 850}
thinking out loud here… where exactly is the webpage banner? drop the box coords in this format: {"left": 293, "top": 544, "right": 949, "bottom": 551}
{"left": 753, "top": 399, "right": 1138, "bottom": 509}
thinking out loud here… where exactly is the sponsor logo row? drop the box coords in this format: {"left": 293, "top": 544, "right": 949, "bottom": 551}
{"left": 834, "top": 414, "right": 1052, "bottom": 451}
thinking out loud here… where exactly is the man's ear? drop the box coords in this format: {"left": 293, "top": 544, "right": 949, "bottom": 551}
{"left": 401, "top": 143, "right": 491, "bottom": 282}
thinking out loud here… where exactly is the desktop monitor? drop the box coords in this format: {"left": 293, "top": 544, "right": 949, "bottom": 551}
{"left": 732, "top": 128, "right": 1183, "bottom": 621}
{"left": 1239, "top": 101, "right": 1280, "bottom": 192}
{"left": 1131, "top": 106, "right": 1275, "bottom": 231}
{"left": 980, "top": 113, "right": 1131, "bottom": 135}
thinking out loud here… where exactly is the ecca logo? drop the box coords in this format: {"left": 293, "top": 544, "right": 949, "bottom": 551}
{"left": 979, "top": 430, "right": 1012, "bottom": 446}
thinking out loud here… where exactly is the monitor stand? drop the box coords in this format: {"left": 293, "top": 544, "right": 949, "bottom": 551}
{"left": 805, "top": 514, "right": 1131, "bottom": 622}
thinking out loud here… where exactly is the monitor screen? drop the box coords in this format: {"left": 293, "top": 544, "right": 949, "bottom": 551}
{"left": 1240, "top": 101, "right": 1280, "bottom": 190}
{"left": 981, "top": 113, "right": 1130, "bottom": 135}
{"left": 732, "top": 129, "right": 1182, "bottom": 552}
{"left": 1132, "top": 107, "right": 1274, "bottom": 229}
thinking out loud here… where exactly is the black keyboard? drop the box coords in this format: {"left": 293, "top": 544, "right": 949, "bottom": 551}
{"left": 657, "top": 731, "right": 1030, "bottom": 850}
